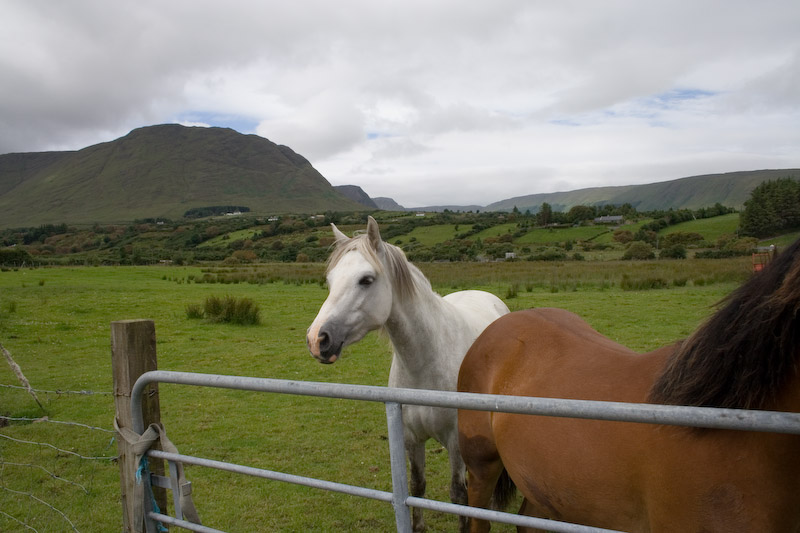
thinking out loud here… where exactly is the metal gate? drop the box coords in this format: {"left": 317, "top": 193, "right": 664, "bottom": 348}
{"left": 127, "top": 370, "right": 800, "bottom": 533}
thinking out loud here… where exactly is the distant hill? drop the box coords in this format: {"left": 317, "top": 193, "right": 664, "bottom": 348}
{"left": 484, "top": 169, "right": 799, "bottom": 213}
{"left": 373, "top": 197, "right": 406, "bottom": 211}
{"left": 0, "top": 124, "right": 366, "bottom": 228}
{"left": 334, "top": 185, "right": 378, "bottom": 209}
{"left": 376, "top": 168, "right": 799, "bottom": 213}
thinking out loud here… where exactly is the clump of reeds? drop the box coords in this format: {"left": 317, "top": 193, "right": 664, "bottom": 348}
{"left": 185, "top": 295, "right": 261, "bottom": 325}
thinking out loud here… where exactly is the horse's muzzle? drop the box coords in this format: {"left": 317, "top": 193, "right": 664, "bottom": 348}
{"left": 307, "top": 326, "right": 344, "bottom": 364}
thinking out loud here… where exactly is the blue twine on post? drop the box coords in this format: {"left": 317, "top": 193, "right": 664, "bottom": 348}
{"left": 136, "top": 456, "right": 168, "bottom": 533}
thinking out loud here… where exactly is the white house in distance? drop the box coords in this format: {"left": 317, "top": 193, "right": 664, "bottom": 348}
{"left": 594, "top": 215, "right": 624, "bottom": 225}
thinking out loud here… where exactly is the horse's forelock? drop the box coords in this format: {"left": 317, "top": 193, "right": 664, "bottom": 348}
{"left": 326, "top": 234, "right": 424, "bottom": 301}
{"left": 326, "top": 234, "right": 382, "bottom": 275}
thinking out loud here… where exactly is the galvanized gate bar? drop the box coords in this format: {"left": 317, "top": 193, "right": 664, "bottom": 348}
{"left": 130, "top": 370, "right": 800, "bottom": 533}
{"left": 385, "top": 402, "right": 412, "bottom": 532}
{"left": 405, "top": 497, "right": 621, "bottom": 533}
{"left": 147, "top": 449, "right": 394, "bottom": 503}
{"left": 132, "top": 370, "right": 800, "bottom": 435}
{"left": 148, "top": 512, "right": 225, "bottom": 533}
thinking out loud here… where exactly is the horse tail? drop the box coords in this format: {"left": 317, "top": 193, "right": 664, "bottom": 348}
{"left": 492, "top": 468, "right": 517, "bottom": 510}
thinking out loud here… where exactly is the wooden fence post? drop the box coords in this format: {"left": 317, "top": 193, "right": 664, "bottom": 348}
{"left": 112, "top": 319, "right": 167, "bottom": 533}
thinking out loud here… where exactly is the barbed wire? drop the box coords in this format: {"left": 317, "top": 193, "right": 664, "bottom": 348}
{"left": 0, "top": 486, "right": 79, "bottom": 532}
{"left": 0, "top": 415, "right": 115, "bottom": 433}
{"left": 0, "top": 383, "right": 111, "bottom": 396}
{"left": 0, "top": 433, "right": 118, "bottom": 461}
{"left": 0, "top": 509, "right": 39, "bottom": 532}
{"left": 1, "top": 461, "right": 91, "bottom": 494}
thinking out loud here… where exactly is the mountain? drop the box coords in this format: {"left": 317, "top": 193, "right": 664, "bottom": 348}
{"left": 373, "top": 197, "right": 406, "bottom": 211}
{"left": 334, "top": 185, "right": 378, "bottom": 208}
{"left": 0, "top": 124, "right": 366, "bottom": 228}
{"left": 484, "top": 169, "right": 799, "bottom": 213}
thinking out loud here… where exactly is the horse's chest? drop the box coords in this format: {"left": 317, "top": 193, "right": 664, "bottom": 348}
{"left": 402, "top": 404, "right": 456, "bottom": 442}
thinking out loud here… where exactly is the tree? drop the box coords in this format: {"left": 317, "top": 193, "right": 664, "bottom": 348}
{"left": 536, "top": 203, "right": 553, "bottom": 226}
{"left": 567, "top": 205, "right": 596, "bottom": 224}
{"left": 740, "top": 177, "right": 800, "bottom": 237}
{"left": 0, "top": 248, "right": 33, "bottom": 265}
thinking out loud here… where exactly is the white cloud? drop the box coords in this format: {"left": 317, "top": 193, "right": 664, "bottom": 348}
{"left": 0, "top": 0, "right": 798, "bottom": 206}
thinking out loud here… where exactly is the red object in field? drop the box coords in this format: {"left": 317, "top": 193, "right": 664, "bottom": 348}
{"left": 753, "top": 251, "right": 771, "bottom": 272}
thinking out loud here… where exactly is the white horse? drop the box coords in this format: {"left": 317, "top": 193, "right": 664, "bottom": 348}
{"left": 307, "top": 216, "right": 509, "bottom": 532}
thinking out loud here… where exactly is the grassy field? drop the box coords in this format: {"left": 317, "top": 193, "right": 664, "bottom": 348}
{"left": 0, "top": 260, "right": 754, "bottom": 531}
{"left": 660, "top": 212, "right": 740, "bottom": 242}
{"left": 391, "top": 224, "right": 471, "bottom": 246}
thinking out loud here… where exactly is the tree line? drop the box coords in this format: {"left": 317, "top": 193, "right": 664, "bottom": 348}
{"left": 739, "top": 177, "right": 800, "bottom": 238}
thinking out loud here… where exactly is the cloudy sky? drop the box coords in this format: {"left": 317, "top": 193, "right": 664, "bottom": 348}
{"left": 1, "top": 1, "right": 798, "bottom": 207}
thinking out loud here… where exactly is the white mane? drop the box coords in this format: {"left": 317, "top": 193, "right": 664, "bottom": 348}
{"left": 326, "top": 233, "right": 430, "bottom": 302}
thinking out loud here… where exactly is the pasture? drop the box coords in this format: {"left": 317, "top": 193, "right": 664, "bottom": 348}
{"left": 0, "top": 259, "right": 749, "bottom": 531}
{"left": 659, "top": 212, "right": 740, "bottom": 242}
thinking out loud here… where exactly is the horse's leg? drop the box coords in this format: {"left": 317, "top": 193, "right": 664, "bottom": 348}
{"left": 464, "top": 457, "right": 504, "bottom": 533}
{"left": 516, "top": 499, "right": 547, "bottom": 533}
{"left": 406, "top": 439, "right": 427, "bottom": 532}
{"left": 446, "top": 439, "right": 469, "bottom": 533}
{"left": 460, "top": 408, "right": 504, "bottom": 533}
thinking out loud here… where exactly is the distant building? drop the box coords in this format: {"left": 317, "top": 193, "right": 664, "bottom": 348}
{"left": 594, "top": 215, "right": 624, "bottom": 225}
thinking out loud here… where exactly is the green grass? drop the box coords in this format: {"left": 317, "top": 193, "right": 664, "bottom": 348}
{"left": 471, "top": 223, "right": 518, "bottom": 240}
{"left": 516, "top": 225, "right": 609, "bottom": 244}
{"left": 392, "top": 224, "right": 471, "bottom": 246}
{"left": 659, "top": 213, "right": 740, "bottom": 242}
{"left": 197, "top": 227, "right": 263, "bottom": 248}
{"left": 0, "top": 262, "right": 748, "bottom": 531}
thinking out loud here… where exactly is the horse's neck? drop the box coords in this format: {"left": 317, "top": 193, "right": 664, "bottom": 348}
{"left": 384, "top": 288, "right": 463, "bottom": 386}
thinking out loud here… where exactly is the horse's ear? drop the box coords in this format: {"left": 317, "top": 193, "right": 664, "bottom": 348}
{"left": 331, "top": 223, "right": 349, "bottom": 244}
{"left": 366, "top": 216, "right": 384, "bottom": 252}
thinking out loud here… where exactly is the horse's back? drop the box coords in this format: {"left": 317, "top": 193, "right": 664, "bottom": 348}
{"left": 459, "top": 308, "right": 650, "bottom": 399}
{"left": 443, "top": 289, "right": 509, "bottom": 333}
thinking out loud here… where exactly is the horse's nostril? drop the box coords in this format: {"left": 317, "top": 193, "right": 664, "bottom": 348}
{"left": 318, "top": 331, "right": 330, "bottom": 350}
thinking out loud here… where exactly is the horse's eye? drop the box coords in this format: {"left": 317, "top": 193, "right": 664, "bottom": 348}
{"left": 359, "top": 275, "right": 375, "bottom": 286}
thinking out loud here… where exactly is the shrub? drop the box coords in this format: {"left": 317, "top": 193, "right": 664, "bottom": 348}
{"left": 185, "top": 303, "right": 204, "bottom": 319}
{"left": 505, "top": 284, "right": 519, "bottom": 299}
{"left": 662, "top": 232, "right": 703, "bottom": 247}
{"left": 188, "top": 295, "right": 262, "bottom": 325}
{"left": 622, "top": 241, "right": 655, "bottom": 260}
{"left": 612, "top": 229, "right": 634, "bottom": 244}
{"left": 659, "top": 244, "right": 687, "bottom": 259}
{"left": 0, "top": 248, "right": 33, "bottom": 266}
{"left": 621, "top": 275, "right": 668, "bottom": 291}
{"left": 527, "top": 250, "right": 567, "bottom": 261}
{"left": 695, "top": 249, "right": 741, "bottom": 259}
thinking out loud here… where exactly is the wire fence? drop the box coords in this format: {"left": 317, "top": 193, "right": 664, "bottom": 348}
{"left": 0, "top": 384, "right": 119, "bottom": 533}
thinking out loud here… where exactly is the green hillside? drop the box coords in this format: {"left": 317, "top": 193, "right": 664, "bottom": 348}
{"left": 0, "top": 125, "right": 366, "bottom": 228}
{"left": 486, "top": 169, "right": 799, "bottom": 213}
{"left": 660, "top": 213, "right": 740, "bottom": 243}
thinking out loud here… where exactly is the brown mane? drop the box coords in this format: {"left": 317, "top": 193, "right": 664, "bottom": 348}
{"left": 649, "top": 238, "right": 800, "bottom": 409}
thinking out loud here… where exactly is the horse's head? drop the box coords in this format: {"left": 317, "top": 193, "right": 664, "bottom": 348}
{"left": 306, "top": 216, "right": 394, "bottom": 364}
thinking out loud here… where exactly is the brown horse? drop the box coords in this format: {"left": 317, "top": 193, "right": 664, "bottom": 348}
{"left": 458, "top": 236, "right": 800, "bottom": 532}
